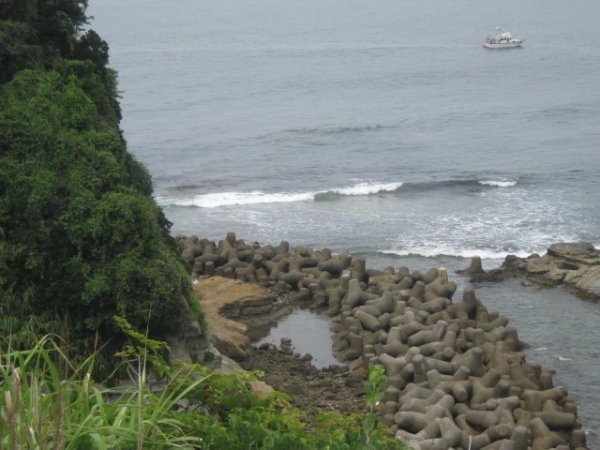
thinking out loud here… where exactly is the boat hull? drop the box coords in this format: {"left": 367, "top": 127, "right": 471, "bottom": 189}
{"left": 483, "top": 40, "right": 524, "bottom": 49}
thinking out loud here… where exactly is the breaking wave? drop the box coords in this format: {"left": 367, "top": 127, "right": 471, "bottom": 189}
{"left": 156, "top": 177, "right": 520, "bottom": 208}
{"left": 157, "top": 181, "right": 403, "bottom": 208}
{"left": 285, "top": 124, "right": 390, "bottom": 135}
{"left": 380, "top": 247, "right": 533, "bottom": 260}
{"left": 479, "top": 179, "right": 518, "bottom": 188}
{"left": 398, "top": 178, "right": 518, "bottom": 193}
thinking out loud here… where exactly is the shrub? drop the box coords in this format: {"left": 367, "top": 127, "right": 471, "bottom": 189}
{"left": 0, "top": 70, "right": 197, "bottom": 377}
{"left": 0, "top": 335, "right": 408, "bottom": 450}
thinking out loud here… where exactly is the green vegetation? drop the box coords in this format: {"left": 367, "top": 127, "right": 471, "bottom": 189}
{"left": 0, "top": 1, "right": 197, "bottom": 376}
{"left": 0, "top": 333, "right": 407, "bottom": 449}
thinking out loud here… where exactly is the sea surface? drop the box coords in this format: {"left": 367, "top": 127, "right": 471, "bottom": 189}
{"left": 89, "top": 0, "right": 600, "bottom": 446}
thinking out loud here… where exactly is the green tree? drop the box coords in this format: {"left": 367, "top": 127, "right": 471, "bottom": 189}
{"left": 71, "top": 29, "right": 122, "bottom": 122}
{"left": 0, "top": 69, "right": 197, "bottom": 377}
{"left": 0, "top": 1, "right": 120, "bottom": 122}
{"left": 0, "top": 0, "right": 88, "bottom": 80}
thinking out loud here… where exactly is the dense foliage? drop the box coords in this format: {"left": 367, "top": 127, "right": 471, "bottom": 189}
{"left": 0, "top": 336, "right": 407, "bottom": 450}
{"left": 0, "top": 1, "right": 198, "bottom": 376}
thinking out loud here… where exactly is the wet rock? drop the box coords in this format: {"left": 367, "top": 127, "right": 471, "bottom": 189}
{"left": 459, "top": 242, "right": 600, "bottom": 301}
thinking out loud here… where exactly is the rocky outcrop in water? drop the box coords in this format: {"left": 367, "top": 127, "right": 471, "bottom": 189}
{"left": 176, "top": 233, "right": 589, "bottom": 450}
{"left": 461, "top": 242, "right": 600, "bottom": 301}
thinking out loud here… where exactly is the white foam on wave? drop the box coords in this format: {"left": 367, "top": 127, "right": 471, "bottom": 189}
{"left": 375, "top": 190, "right": 583, "bottom": 263}
{"left": 382, "top": 246, "right": 533, "bottom": 260}
{"left": 157, "top": 180, "right": 403, "bottom": 207}
{"left": 479, "top": 179, "right": 518, "bottom": 188}
{"left": 161, "top": 191, "right": 315, "bottom": 208}
{"left": 333, "top": 181, "right": 403, "bottom": 196}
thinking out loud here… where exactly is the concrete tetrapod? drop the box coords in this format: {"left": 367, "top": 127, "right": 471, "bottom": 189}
{"left": 177, "top": 235, "right": 589, "bottom": 450}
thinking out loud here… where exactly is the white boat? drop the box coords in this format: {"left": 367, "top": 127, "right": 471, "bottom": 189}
{"left": 483, "top": 28, "right": 525, "bottom": 48}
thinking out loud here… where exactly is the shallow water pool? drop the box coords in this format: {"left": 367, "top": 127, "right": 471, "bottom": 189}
{"left": 249, "top": 308, "right": 341, "bottom": 369}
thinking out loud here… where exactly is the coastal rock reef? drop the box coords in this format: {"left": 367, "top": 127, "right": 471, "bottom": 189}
{"left": 462, "top": 242, "right": 600, "bottom": 301}
{"left": 176, "top": 233, "right": 590, "bottom": 450}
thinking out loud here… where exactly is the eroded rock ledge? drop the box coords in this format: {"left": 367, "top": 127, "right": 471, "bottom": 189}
{"left": 176, "top": 233, "right": 589, "bottom": 450}
{"left": 461, "top": 242, "right": 600, "bottom": 301}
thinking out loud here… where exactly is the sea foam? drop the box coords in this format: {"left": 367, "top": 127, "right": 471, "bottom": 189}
{"left": 479, "top": 179, "right": 518, "bottom": 188}
{"left": 158, "top": 181, "right": 403, "bottom": 208}
{"left": 381, "top": 246, "right": 533, "bottom": 260}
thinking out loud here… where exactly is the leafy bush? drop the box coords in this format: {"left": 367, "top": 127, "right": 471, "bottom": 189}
{"left": 0, "top": 0, "right": 90, "bottom": 84}
{"left": 1, "top": 0, "right": 199, "bottom": 380}
{"left": 0, "top": 69, "right": 198, "bottom": 376}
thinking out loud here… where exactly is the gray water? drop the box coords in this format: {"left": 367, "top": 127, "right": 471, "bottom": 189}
{"left": 89, "top": 0, "right": 600, "bottom": 445}
{"left": 250, "top": 308, "right": 341, "bottom": 369}
{"left": 474, "top": 281, "right": 600, "bottom": 448}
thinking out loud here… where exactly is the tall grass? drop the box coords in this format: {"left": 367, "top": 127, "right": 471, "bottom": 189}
{"left": 0, "top": 336, "right": 206, "bottom": 449}
{"left": 1, "top": 335, "right": 407, "bottom": 450}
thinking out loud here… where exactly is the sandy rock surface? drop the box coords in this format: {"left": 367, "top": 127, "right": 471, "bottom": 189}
{"left": 194, "top": 277, "right": 291, "bottom": 360}
{"left": 194, "top": 276, "right": 367, "bottom": 417}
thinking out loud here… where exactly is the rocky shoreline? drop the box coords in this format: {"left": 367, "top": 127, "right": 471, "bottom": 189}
{"left": 459, "top": 242, "right": 600, "bottom": 302}
{"left": 176, "top": 233, "right": 592, "bottom": 450}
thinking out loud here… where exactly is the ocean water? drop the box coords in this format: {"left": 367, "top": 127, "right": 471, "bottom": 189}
{"left": 89, "top": 0, "right": 600, "bottom": 445}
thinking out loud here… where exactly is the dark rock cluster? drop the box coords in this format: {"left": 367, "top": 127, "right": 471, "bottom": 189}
{"left": 239, "top": 339, "right": 368, "bottom": 417}
{"left": 462, "top": 243, "right": 600, "bottom": 301}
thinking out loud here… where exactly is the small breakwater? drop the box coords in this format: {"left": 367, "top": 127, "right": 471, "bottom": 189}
{"left": 178, "top": 232, "right": 590, "bottom": 450}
